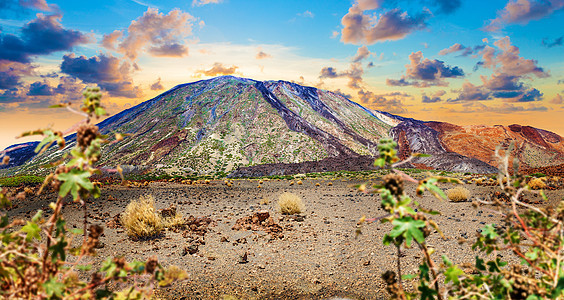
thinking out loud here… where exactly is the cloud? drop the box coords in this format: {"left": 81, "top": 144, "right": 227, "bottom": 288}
{"left": 352, "top": 45, "right": 371, "bottom": 62}
{"left": 101, "top": 30, "right": 122, "bottom": 50}
{"left": 341, "top": 6, "right": 429, "bottom": 45}
{"left": 19, "top": 0, "right": 59, "bottom": 12}
{"left": 387, "top": 51, "right": 464, "bottom": 87}
{"left": 452, "top": 102, "right": 548, "bottom": 113}
{"left": 357, "top": 89, "right": 408, "bottom": 113}
{"left": 0, "top": 13, "right": 92, "bottom": 63}
{"left": 192, "top": 0, "right": 222, "bottom": 6}
{"left": 431, "top": 0, "right": 462, "bottom": 14}
{"left": 0, "top": 75, "right": 85, "bottom": 109}
{"left": 102, "top": 8, "right": 194, "bottom": 60}
{"left": 0, "top": 61, "right": 34, "bottom": 89}
{"left": 60, "top": 53, "right": 143, "bottom": 98}
{"left": 478, "top": 37, "right": 548, "bottom": 78}
{"left": 148, "top": 43, "right": 188, "bottom": 57}
{"left": 298, "top": 10, "right": 315, "bottom": 18}
{"left": 40, "top": 71, "right": 58, "bottom": 78}
{"left": 52, "top": 76, "right": 85, "bottom": 98}
{"left": 421, "top": 90, "right": 446, "bottom": 103}
{"left": 256, "top": 49, "right": 271, "bottom": 60}
{"left": 484, "top": 0, "right": 564, "bottom": 31}
{"left": 319, "top": 63, "right": 364, "bottom": 89}
{"left": 448, "top": 81, "right": 492, "bottom": 102}
{"left": 27, "top": 80, "right": 53, "bottom": 95}
{"left": 542, "top": 36, "right": 563, "bottom": 48}
{"left": 194, "top": 62, "right": 238, "bottom": 77}
{"left": 438, "top": 43, "right": 485, "bottom": 56}
{"left": 150, "top": 77, "right": 164, "bottom": 90}
{"left": 447, "top": 38, "right": 549, "bottom": 104}
{"left": 481, "top": 73, "right": 523, "bottom": 91}
{"left": 551, "top": 94, "right": 563, "bottom": 104}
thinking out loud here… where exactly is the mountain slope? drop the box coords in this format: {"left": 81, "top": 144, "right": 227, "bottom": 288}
{"left": 5, "top": 76, "right": 562, "bottom": 176}
{"left": 15, "top": 76, "right": 392, "bottom": 176}
{"left": 424, "top": 122, "right": 564, "bottom": 171}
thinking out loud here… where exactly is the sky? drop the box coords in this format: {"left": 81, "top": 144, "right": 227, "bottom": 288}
{"left": 0, "top": 0, "right": 563, "bottom": 150}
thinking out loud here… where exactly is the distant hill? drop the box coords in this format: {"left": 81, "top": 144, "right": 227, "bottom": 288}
{"left": 3, "top": 76, "right": 563, "bottom": 176}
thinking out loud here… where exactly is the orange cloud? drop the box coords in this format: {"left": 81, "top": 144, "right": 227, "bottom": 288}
{"left": 195, "top": 62, "right": 239, "bottom": 77}
{"left": 102, "top": 8, "right": 194, "bottom": 60}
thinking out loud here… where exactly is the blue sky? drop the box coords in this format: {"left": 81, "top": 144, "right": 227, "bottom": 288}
{"left": 0, "top": 0, "right": 563, "bottom": 149}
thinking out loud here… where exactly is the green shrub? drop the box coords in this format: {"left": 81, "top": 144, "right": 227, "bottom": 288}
{"left": 0, "top": 175, "right": 44, "bottom": 186}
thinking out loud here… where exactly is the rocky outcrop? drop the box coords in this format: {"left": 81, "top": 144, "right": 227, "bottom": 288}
{"left": 390, "top": 120, "right": 498, "bottom": 174}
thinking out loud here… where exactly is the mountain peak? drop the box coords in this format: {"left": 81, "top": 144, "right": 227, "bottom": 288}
{"left": 3, "top": 76, "right": 563, "bottom": 176}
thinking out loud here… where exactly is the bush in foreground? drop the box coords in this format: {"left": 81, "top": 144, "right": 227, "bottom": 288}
{"left": 278, "top": 192, "right": 304, "bottom": 215}
{"left": 446, "top": 186, "right": 471, "bottom": 202}
{"left": 121, "top": 195, "right": 164, "bottom": 239}
{"left": 528, "top": 177, "right": 547, "bottom": 190}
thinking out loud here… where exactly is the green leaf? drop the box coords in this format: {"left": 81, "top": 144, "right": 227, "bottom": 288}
{"left": 442, "top": 255, "right": 453, "bottom": 267}
{"left": 402, "top": 274, "right": 417, "bottom": 280}
{"left": 389, "top": 217, "right": 426, "bottom": 247}
{"left": 0, "top": 192, "right": 11, "bottom": 208}
{"left": 31, "top": 210, "right": 43, "bottom": 222}
{"left": 425, "top": 183, "right": 446, "bottom": 200}
{"left": 445, "top": 266, "right": 464, "bottom": 284}
{"left": 48, "top": 104, "right": 68, "bottom": 108}
{"left": 95, "top": 106, "right": 106, "bottom": 117}
{"left": 475, "top": 256, "right": 486, "bottom": 271}
{"left": 413, "top": 153, "right": 431, "bottom": 157}
{"left": 551, "top": 276, "right": 564, "bottom": 298}
{"left": 57, "top": 169, "right": 94, "bottom": 200}
{"left": 375, "top": 158, "right": 385, "bottom": 168}
{"left": 50, "top": 238, "right": 68, "bottom": 262}
{"left": 70, "top": 228, "right": 84, "bottom": 235}
{"left": 418, "top": 282, "right": 437, "bottom": 300}
{"left": 43, "top": 276, "right": 65, "bottom": 298}
{"left": 481, "top": 224, "right": 499, "bottom": 239}
{"left": 21, "top": 221, "right": 41, "bottom": 241}
{"left": 34, "top": 130, "right": 63, "bottom": 153}
{"left": 76, "top": 264, "right": 92, "bottom": 271}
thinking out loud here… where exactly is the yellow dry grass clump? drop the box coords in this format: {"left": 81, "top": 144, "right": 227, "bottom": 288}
{"left": 121, "top": 195, "right": 163, "bottom": 239}
{"left": 528, "top": 177, "right": 547, "bottom": 190}
{"left": 278, "top": 192, "right": 304, "bottom": 215}
{"left": 446, "top": 186, "right": 471, "bottom": 202}
{"left": 160, "top": 210, "right": 185, "bottom": 229}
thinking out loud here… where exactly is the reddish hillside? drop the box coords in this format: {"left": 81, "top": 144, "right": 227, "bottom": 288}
{"left": 424, "top": 122, "right": 564, "bottom": 171}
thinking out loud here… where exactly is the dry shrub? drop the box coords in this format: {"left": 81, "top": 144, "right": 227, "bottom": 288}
{"left": 121, "top": 195, "right": 163, "bottom": 239}
{"left": 278, "top": 192, "right": 304, "bottom": 215}
{"left": 161, "top": 213, "right": 185, "bottom": 229}
{"left": 446, "top": 186, "right": 471, "bottom": 202}
{"left": 528, "top": 177, "right": 547, "bottom": 190}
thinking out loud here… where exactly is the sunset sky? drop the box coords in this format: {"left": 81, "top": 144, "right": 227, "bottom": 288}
{"left": 1, "top": 0, "right": 563, "bottom": 150}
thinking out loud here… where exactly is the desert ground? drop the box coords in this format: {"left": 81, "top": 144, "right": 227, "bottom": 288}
{"left": 5, "top": 174, "right": 564, "bottom": 299}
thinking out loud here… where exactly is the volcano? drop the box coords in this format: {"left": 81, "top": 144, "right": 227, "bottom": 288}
{"left": 3, "top": 76, "right": 563, "bottom": 176}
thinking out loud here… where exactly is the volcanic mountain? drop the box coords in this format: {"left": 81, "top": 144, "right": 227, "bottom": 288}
{"left": 2, "top": 76, "right": 563, "bottom": 176}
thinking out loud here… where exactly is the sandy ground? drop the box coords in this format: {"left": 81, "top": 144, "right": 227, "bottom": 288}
{"left": 6, "top": 177, "right": 564, "bottom": 299}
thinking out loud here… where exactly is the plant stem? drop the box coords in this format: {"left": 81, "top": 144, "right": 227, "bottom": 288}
{"left": 396, "top": 245, "right": 403, "bottom": 291}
